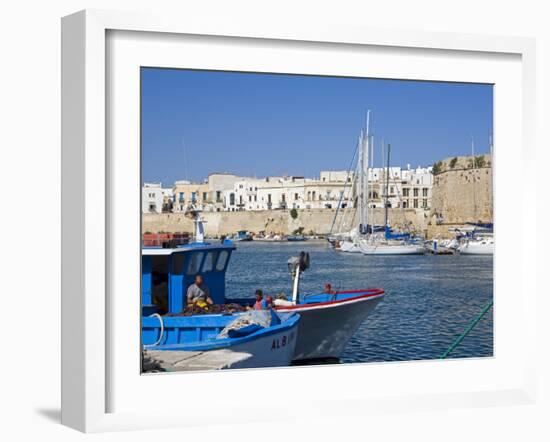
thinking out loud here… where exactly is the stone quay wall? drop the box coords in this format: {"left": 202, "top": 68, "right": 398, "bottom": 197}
{"left": 143, "top": 207, "right": 430, "bottom": 237}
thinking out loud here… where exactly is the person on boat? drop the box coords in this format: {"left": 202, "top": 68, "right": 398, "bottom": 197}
{"left": 253, "top": 289, "right": 267, "bottom": 310}
{"left": 186, "top": 275, "right": 213, "bottom": 308}
{"left": 324, "top": 283, "right": 335, "bottom": 294}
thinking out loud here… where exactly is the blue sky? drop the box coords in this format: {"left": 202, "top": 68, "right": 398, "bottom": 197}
{"left": 141, "top": 68, "right": 493, "bottom": 186}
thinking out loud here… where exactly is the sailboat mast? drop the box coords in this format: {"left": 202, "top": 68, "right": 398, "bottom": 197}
{"left": 357, "top": 130, "right": 364, "bottom": 232}
{"left": 471, "top": 137, "right": 477, "bottom": 222}
{"left": 363, "top": 110, "right": 371, "bottom": 234}
{"left": 385, "top": 143, "right": 391, "bottom": 227}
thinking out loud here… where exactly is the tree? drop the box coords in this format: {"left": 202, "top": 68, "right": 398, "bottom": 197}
{"left": 290, "top": 208, "right": 298, "bottom": 219}
{"left": 474, "top": 156, "right": 486, "bottom": 168}
{"left": 449, "top": 157, "right": 458, "bottom": 169}
{"left": 431, "top": 161, "right": 443, "bottom": 175}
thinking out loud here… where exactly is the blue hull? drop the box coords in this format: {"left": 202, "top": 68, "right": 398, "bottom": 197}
{"left": 142, "top": 311, "right": 299, "bottom": 352}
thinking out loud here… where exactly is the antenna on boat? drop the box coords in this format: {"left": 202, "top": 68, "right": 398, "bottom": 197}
{"left": 184, "top": 204, "right": 206, "bottom": 243}
{"left": 363, "top": 110, "right": 371, "bottom": 235}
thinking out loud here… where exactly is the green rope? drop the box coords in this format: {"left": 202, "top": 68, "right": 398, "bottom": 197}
{"left": 440, "top": 299, "right": 493, "bottom": 359}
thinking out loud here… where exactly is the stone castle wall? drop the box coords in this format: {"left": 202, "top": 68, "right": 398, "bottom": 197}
{"left": 428, "top": 154, "right": 493, "bottom": 238}
{"left": 143, "top": 207, "right": 430, "bottom": 237}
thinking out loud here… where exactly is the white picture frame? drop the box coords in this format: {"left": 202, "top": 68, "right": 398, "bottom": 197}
{"left": 61, "top": 9, "right": 537, "bottom": 433}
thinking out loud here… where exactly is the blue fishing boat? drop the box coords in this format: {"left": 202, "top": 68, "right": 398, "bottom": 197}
{"left": 142, "top": 209, "right": 300, "bottom": 371}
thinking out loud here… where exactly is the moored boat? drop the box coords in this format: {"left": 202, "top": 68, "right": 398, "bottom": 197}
{"left": 227, "top": 251, "right": 385, "bottom": 361}
{"left": 275, "top": 288, "right": 384, "bottom": 361}
{"left": 457, "top": 234, "right": 494, "bottom": 255}
{"left": 143, "top": 310, "right": 299, "bottom": 369}
{"left": 287, "top": 235, "right": 308, "bottom": 242}
{"left": 141, "top": 208, "right": 299, "bottom": 371}
{"left": 359, "top": 238, "right": 425, "bottom": 255}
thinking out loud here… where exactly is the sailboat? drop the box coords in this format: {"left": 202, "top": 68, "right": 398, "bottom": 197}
{"left": 358, "top": 118, "right": 424, "bottom": 255}
{"left": 456, "top": 138, "right": 494, "bottom": 255}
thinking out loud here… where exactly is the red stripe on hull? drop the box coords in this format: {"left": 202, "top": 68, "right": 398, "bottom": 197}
{"left": 275, "top": 288, "right": 385, "bottom": 311}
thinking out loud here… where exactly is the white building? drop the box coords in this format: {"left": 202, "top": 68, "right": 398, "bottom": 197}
{"left": 222, "top": 174, "right": 356, "bottom": 211}
{"left": 162, "top": 165, "right": 433, "bottom": 213}
{"left": 223, "top": 178, "right": 266, "bottom": 211}
{"left": 206, "top": 173, "right": 244, "bottom": 211}
{"left": 142, "top": 183, "right": 164, "bottom": 213}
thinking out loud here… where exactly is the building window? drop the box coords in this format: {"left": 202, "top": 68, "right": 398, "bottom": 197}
{"left": 202, "top": 192, "right": 207, "bottom": 201}
{"left": 413, "top": 188, "right": 419, "bottom": 197}
{"left": 422, "top": 188, "right": 428, "bottom": 197}
{"left": 413, "top": 199, "right": 418, "bottom": 208}
{"left": 191, "top": 192, "right": 196, "bottom": 202}
{"left": 229, "top": 193, "right": 235, "bottom": 206}
{"left": 403, "top": 188, "right": 409, "bottom": 197}
{"left": 403, "top": 200, "right": 408, "bottom": 209}
{"left": 179, "top": 192, "right": 184, "bottom": 202}
{"left": 294, "top": 193, "right": 299, "bottom": 200}
{"left": 282, "top": 194, "right": 286, "bottom": 203}
{"left": 216, "top": 191, "right": 221, "bottom": 202}
{"left": 422, "top": 199, "right": 428, "bottom": 208}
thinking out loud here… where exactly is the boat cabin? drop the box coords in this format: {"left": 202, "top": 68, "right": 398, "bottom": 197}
{"left": 142, "top": 241, "right": 236, "bottom": 316}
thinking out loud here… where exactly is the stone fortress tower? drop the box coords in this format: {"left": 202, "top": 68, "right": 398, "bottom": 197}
{"left": 428, "top": 154, "right": 493, "bottom": 237}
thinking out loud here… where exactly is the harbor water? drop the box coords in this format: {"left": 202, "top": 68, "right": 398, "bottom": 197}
{"left": 225, "top": 240, "right": 493, "bottom": 364}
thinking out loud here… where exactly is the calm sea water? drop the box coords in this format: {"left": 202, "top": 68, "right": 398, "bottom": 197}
{"left": 225, "top": 240, "right": 493, "bottom": 363}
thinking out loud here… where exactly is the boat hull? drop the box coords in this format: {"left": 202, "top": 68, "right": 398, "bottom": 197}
{"left": 458, "top": 241, "right": 494, "bottom": 255}
{"left": 142, "top": 313, "right": 300, "bottom": 370}
{"left": 339, "top": 240, "right": 361, "bottom": 253}
{"left": 224, "top": 327, "right": 297, "bottom": 368}
{"left": 276, "top": 290, "right": 384, "bottom": 360}
{"left": 359, "top": 242, "right": 425, "bottom": 255}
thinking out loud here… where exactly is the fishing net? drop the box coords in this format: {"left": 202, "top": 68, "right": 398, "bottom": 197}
{"left": 168, "top": 303, "right": 249, "bottom": 316}
{"left": 217, "top": 310, "right": 273, "bottom": 339}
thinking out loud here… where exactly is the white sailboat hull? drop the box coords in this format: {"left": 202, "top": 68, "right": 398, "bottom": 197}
{"left": 359, "top": 241, "right": 425, "bottom": 255}
{"left": 276, "top": 292, "right": 384, "bottom": 360}
{"left": 339, "top": 240, "right": 361, "bottom": 253}
{"left": 458, "top": 240, "right": 494, "bottom": 255}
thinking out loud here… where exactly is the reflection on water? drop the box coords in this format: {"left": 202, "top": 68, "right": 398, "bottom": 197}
{"left": 225, "top": 240, "right": 493, "bottom": 363}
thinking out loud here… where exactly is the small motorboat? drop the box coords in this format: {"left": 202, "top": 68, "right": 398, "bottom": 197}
{"left": 231, "top": 230, "right": 253, "bottom": 241}
{"left": 287, "top": 235, "right": 308, "bottom": 242}
{"left": 254, "top": 233, "right": 285, "bottom": 242}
